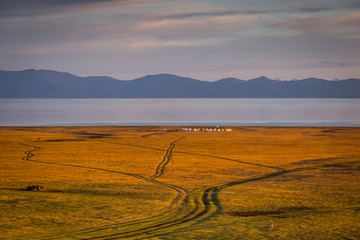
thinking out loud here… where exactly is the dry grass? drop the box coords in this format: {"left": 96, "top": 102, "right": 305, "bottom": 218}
{"left": 0, "top": 126, "right": 359, "bottom": 239}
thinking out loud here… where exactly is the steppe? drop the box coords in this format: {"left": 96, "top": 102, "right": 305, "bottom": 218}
{"left": 0, "top": 126, "right": 359, "bottom": 239}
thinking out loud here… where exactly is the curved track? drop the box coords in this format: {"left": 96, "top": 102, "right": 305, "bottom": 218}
{"left": 149, "top": 137, "right": 184, "bottom": 180}
{"left": 15, "top": 133, "right": 355, "bottom": 240}
{"left": 17, "top": 137, "right": 284, "bottom": 240}
{"left": 17, "top": 142, "right": 188, "bottom": 240}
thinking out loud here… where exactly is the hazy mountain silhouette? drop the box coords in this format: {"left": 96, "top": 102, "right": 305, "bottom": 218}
{"left": 1, "top": 69, "right": 359, "bottom": 98}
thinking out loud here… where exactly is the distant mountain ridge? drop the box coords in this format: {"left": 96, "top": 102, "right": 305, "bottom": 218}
{"left": 1, "top": 69, "right": 360, "bottom": 98}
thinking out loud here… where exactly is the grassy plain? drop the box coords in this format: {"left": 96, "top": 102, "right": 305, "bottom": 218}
{"left": 0, "top": 126, "right": 359, "bottom": 239}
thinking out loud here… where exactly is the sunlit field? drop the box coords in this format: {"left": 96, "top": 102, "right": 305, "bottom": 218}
{"left": 0, "top": 126, "right": 359, "bottom": 239}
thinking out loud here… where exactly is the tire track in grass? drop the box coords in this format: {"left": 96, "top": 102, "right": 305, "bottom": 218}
{"left": 133, "top": 159, "right": 360, "bottom": 239}
{"left": 98, "top": 138, "right": 283, "bottom": 172}
{"left": 149, "top": 137, "right": 184, "bottom": 180}
{"left": 174, "top": 150, "right": 283, "bottom": 171}
{"left": 16, "top": 137, "right": 197, "bottom": 239}
{"left": 97, "top": 140, "right": 164, "bottom": 152}
{"left": 149, "top": 142, "right": 174, "bottom": 180}
{"left": 18, "top": 139, "right": 350, "bottom": 239}
{"left": 101, "top": 159, "right": 360, "bottom": 239}
{"left": 16, "top": 142, "right": 189, "bottom": 240}
{"left": 17, "top": 139, "right": 283, "bottom": 239}
{"left": 141, "top": 132, "right": 164, "bottom": 138}
{"left": 90, "top": 171, "right": 286, "bottom": 239}
{"left": 79, "top": 147, "right": 289, "bottom": 239}
{"left": 17, "top": 143, "right": 187, "bottom": 209}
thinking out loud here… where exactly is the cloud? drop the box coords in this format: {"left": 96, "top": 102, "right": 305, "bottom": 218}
{"left": 0, "top": 0, "right": 186, "bottom": 18}
{"left": 0, "top": 0, "right": 114, "bottom": 17}
{"left": 267, "top": 11, "right": 360, "bottom": 39}
{"left": 154, "top": 1, "right": 359, "bottom": 22}
{"left": 133, "top": 13, "right": 252, "bottom": 42}
{"left": 155, "top": 5, "right": 333, "bottom": 21}
{"left": 351, "top": 1, "right": 360, "bottom": 8}
{"left": 1, "top": 0, "right": 360, "bottom": 81}
{"left": 158, "top": 8, "right": 269, "bottom": 20}
{"left": 320, "top": 61, "right": 348, "bottom": 67}
{"left": 299, "top": 6, "right": 331, "bottom": 13}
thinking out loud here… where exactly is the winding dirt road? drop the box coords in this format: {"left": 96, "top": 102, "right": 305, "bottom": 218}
{"left": 15, "top": 132, "right": 358, "bottom": 240}
{"left": 149, "top": 137, "right": 184, "bottom": 180}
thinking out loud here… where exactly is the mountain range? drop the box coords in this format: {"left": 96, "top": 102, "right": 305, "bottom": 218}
{"left": 1, "top": 69, "right": 360, "bottom": 98}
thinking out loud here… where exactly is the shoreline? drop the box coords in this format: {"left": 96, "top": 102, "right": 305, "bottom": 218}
{"left": 1, "top": 125, "right": 359, "bottom": 130}
{"left": 2, "top": 123, "right": 360, "bottom": 127}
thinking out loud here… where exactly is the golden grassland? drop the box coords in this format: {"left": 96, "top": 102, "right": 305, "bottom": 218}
{"left": 0, "top": 126, "right": 359, "bottom": 239}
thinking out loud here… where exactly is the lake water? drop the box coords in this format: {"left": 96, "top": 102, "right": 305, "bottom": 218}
{"left": 0, "top": 98, "right": 360, "bottom": 126}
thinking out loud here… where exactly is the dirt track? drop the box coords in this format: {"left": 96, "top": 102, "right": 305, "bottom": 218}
{"left": 14, "top": 129, "right": 360, "bottom": 240}
{"left": 15, "top": 139, "right": 270, "bottom": 240}
{"left": 149, "top": 137, "right": 184, "bottom": 180}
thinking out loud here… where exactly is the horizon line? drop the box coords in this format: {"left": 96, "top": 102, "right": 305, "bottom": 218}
{"left": 1, "top": 68, "right": 359, "bottom": 82}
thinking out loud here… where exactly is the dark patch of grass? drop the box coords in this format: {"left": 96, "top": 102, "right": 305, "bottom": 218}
{"left": 44, "top": 139, "right": 82, "bottom": 142}
{"left": 27, "top": 189, "right": 64, "bottom": 193}
{"left": 75, "top": 132, "right": 113, "bottom": 139}
{"left": 12, "top": 128, "right": 37, "bottom": 132}
{"left": 227, "top": 206, "right": 313, "bottom": 217}
{"left": 293, "top": 157, "right": 339, "bottom": 165}
{"left": 5, "top": 188, "right": 65, "bottom": 193}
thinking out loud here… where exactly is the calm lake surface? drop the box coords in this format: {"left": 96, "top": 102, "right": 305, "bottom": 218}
{"left": 0, "top": 98, "right": 360, "bottom": 126}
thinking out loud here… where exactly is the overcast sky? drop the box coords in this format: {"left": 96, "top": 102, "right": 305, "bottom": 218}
{"left": 1, "top": 0, "right": 360, "bottom": 81}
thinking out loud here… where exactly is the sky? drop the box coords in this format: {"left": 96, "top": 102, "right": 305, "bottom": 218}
{"left": 0, "top": 0, "right": 360, "bottom": 81}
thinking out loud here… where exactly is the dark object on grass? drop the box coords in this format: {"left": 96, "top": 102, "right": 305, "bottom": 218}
{"left": 26, "top": 185, "right": 46, "bottom": 191}
{"left": 228, "top": 206, "right": 313, "bottom": 217}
